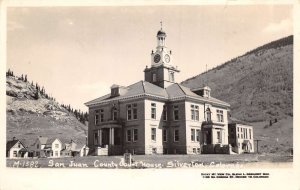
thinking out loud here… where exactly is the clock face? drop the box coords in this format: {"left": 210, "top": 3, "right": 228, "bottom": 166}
{"left": 164, "top": 54, "right": 170, "bottom": 63}
{"left": 154, "top": 54, "right": 161, "bottom": 63}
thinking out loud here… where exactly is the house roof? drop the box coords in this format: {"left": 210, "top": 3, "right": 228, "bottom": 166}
{"left": 6, "top": 139, "right": 27, "bottom": 151}
{"left": 228, "top": 117, "right": 251, "bottom": 125}
{"left": 45, "top": 137, "right": 63, "bottom": 145}
{"left": 38, "top": 136, "right": 48, "bottom": 144}
{"left": 6, "top": 140, "right": 19, "bottom": 150}
{"left": 85, "top": 81, "right": 229, "bottom": 107}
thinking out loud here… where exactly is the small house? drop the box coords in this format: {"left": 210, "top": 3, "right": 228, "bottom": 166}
{"left": 6, "top": 137, "right": 28, "bottom": 158}
{"left": 32, "top": 136, "right": 63, "bottom": 157}
{"left": 228, "top": 122, "right": 254, "bottom": 154}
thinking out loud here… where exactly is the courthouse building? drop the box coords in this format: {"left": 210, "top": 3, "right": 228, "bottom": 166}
{"left": 85, "top": 26, "right": 231, "bottom": 155}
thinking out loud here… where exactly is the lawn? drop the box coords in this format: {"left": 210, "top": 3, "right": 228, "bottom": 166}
{"left": 6, "top": 153, "right": 292, "bottom": 169}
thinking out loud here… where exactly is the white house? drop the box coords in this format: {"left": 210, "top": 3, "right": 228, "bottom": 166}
{"left": 228, "top": 122, "right": 254, "bottom": 154}
{"left": 32, "top": 136, "right": 63, "bottom": 157}
{"left": 6, "top": 137, "right": 28, "bottom": 158}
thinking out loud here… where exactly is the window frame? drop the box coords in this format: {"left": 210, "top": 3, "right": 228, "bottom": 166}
{"left": 173, "top": 105, "right": 179, "bottom": 121}
{"left": 151, "top": 103, "right": 156, "bottom": 119}
{"left": 196, "top": 129, "right": 200, "bottom": 142}
{"left": 191, "top": 104, "right": 199, "bottom": 121}
{"left": 217, "top": 131, "right": 221, "bottom": 143}
{"left": 151, "top": 128, "right": 156, "bottom": 142}
{"left": 174, "top": 129, "right": 179, "bottom": 142}
{"left": 163, "top": 105, "right": 167, "bottom": 121}
{"left": 163, "top": 129, "right": 167, "bottom": 142}
{"left": 95, "top": 110, "right": 100, "bottom": 125}
{"left": 112, "top": 107, "right": 118, "bottom": 121}
{"left": 127, "top": 103, "right": 138, "bottom": 120}
{"left": 133, "top": 129, "right": 138, "bottom": 142}
{"left": 217, "top": 109, "right": 224, "bottom": 122}
{"left": 126, "top": 129, "right": 132, "bottom": 142}
{"left": 191, "top": 128, "right": 195, "bottom": 142}
{"left": 152, "top": 73, "right": 157, "bottom": 82}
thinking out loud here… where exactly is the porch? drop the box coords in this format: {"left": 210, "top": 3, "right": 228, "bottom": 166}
{"left": 94, "top": 125, "right": 123, "bottom": 155}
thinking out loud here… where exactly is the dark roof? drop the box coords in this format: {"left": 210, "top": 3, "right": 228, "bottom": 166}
{"left": 6, "top": 140, "right": 19, "bottom": 150}
{"left": 157, "top": 30, "right": 166, "bottom": 36}
{"left": 19, "top": 148, "right": 28, "bottom": 152}
{"left": 85, "top": 81, "right": 229, "bottom": 107}
{"left": 6, "top": 139, "right": 27, "bottom": 151}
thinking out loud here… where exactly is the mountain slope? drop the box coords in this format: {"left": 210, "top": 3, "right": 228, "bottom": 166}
{"left": 6, "top": 75, "right": 88, "bottom": 147}
{"left": 182, "top": 35, "right": 293, "bottom": 123}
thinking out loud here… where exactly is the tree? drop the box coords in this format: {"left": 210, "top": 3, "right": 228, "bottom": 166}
{"left": 34, "top": 91, "right": 39, "bottom": 100}
{"left": 24, "top": 75, "right": 28, "bottom": 82}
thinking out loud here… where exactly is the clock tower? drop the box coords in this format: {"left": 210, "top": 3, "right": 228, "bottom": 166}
{"left": 144, "top": 23, "right": 180, "bottom": 88}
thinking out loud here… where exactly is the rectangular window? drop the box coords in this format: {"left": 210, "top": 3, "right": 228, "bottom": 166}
{"left": 55, "top": 151, "right": 58, "bottom": 157}
{"left": 152, "top": 73, "right": 157, "bottom": 82}
{"left": 152, "top": 148, "right": 157, "bottom": 154}
{"left": 245, "top": 128, "right": 248, "bottom": 139}
{"left": 37, "top": 144, "right": 39, "bottom": 149}
{"left": 100, "top": 109, "right": 104, "bottom": 122}
{"left": 173, "top": 105, "right": 179, "bottom": 121}
{"left": 196, "top": 129, "right": 200, "bottom": 142}
{"left": 217, "top": 109, "right": 224, "bottom": 122}
{"left": 174, "top": 129, "right": 179, "bottom": 142}
{"left": 193, "top": 148, "right": 196, "bottom": 154}
{"left": 94, "top": 132, "right": 98, "bottom": 145}
{"left": 163, "top": 129, "right": 167, "bottom": 142}
{"left": 127, "top": 104, "right": 138, "bottom": 120}
{"left": 217, "top": 131, "right": 221, "bottom": 143}
{"left": 191, "top": 129, "right": 195, "bottom": 141}
{"left": 133, "top": 104, "right": 137, "bottom": 119}
{"left": 95, "top": 110, "right": 100, "bottom": 125}
{"left": 133, "top": 129, "right": 138, "bottom": 142}
{"left": 191, "top": 105, "right": 199, "bottom": 121}
{"left": 127, "top": 105, "right": 132, "bottom": 120}
{"left": 163, "top": 105, "right": 167, "bottom": 121}
{"left": 249, "top": 129, "right": 252, "bottom": 139}
{"left": 151, "top": 128, "right": 156, "bottom": 141}
{"left": 127, "top": 129, "right": 132, "bottom": 142}
{"left": 55, "top": 144, "right": 59, "bottom": 148}
{"left": 151, "top": 103, "right": 156, "bottom": 119}
{"left": 13, "top": 151, "right": 17, "bottom": 157}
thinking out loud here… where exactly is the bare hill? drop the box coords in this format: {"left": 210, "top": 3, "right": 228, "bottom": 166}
{"left": 182, "top": 35, "right": 293, "bottom": 123}
{"left": 6, "top": 75, "right": 88, "bottom": 146}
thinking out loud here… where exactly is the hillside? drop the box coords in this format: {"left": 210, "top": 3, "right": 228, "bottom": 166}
{"left": 182, "top": 35, "right": 293, "bottom": 123}
{"left": 182, "top": 36, "right": 293, "bottom": 155}
{"left": 6, "top": 75, "right": 88, "bottom": 147}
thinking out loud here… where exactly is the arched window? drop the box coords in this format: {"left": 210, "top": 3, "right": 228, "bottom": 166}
{"left": 206, "top": 108, "right": 211, "bottom": 122}
{"left": 112, "top": 107, "right": 118, "bottom": 121}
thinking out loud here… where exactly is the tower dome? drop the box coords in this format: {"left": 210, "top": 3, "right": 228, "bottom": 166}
{"left": 157, "top": 29, "right": 166, "bottom": 36}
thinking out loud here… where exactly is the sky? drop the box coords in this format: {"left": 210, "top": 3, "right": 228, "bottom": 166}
{"left": 7, "top": 5, "right": 293, "bottom": 112}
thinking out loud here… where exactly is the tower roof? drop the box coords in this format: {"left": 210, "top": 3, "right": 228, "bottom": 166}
{"left": 157, "top": 29, "right": 166, "bottom": 36}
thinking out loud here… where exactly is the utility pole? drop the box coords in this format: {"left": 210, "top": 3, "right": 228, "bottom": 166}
{"left": 254, "top": 140, "right": 262, "bottom": 154}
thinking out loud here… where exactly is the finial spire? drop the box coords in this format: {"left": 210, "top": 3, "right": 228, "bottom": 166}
{"left": 160, "top": 21, "right": 163, "bottom": 30}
